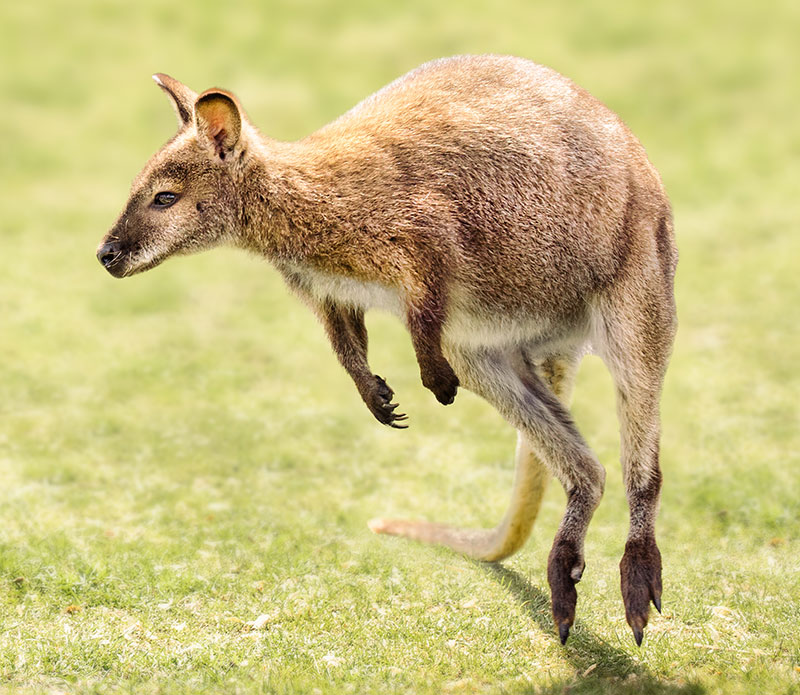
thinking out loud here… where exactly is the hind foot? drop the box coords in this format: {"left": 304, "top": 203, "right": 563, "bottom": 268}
{"left": 547, "top": 539, "right": 585, "bottom": 644}
{"left": 620, "top": 536, "right": 662, "bottom": 646}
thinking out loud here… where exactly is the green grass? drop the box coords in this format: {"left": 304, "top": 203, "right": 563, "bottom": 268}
{"left": 1, "top": 0, "right": 799, "bottom": 693}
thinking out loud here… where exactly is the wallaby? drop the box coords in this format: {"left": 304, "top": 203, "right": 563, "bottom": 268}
{"left": 97, "top": 55, "right": 677, "bottom": 646}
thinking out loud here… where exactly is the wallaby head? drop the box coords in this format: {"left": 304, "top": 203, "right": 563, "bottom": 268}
{"left": 97, "top": 74, "right": 249, "bottom": 277}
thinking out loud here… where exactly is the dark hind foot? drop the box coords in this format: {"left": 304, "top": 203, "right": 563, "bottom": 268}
{"left": 547, "top": 539, "right": 585, "bottom": 644}
{"left": 620, "top": 537, "right": 662, "bottom": 646}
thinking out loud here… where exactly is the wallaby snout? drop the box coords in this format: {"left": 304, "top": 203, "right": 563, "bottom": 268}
{"left": 96, "top": 240, "right": 123, "bottom": 275}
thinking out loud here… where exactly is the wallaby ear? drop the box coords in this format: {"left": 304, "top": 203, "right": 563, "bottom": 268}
{"left": 152, "top": 73, "right": 197, "bottom": 127}
{"left": 194, "top": 90, "right": 242, "bottom": 160}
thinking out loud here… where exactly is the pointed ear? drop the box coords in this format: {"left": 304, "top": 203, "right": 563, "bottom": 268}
{"left": 194, "top": 90, "right": 242, "bottom": 160}
{"left": 152, "top": 73, "right": 197, "bottom": 127}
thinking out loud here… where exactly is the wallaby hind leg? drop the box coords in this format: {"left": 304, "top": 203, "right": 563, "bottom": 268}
{"left": 370, "top": 353, "right": 579, "bottom": 563}
{"left": 596, "top": 263, "right": 677, "bottom": 645}
{"left": 371, "top": 348, "right": 604, "bottom": 644}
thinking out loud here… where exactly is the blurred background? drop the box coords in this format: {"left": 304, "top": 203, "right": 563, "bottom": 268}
{"left": 1, "top": 0, "right": 798, "bottom": 692}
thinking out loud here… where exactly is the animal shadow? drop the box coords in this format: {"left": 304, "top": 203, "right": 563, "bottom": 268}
{"left": 482, "top": 564, "right": 704, "bottom": 694}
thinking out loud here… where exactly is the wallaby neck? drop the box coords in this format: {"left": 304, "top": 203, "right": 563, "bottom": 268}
{"left": 236, "top": 135, "right": 345, "bottom": 265}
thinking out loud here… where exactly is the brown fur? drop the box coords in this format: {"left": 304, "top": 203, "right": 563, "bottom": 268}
{"left": 98, "top": 55, "right": 677, "bottom": 645}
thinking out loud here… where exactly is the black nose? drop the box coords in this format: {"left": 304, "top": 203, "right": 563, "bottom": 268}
{"left": 97, "top": 241, "right": 121, "bottom": 268}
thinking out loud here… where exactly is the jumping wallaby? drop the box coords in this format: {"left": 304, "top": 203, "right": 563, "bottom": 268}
{"left": 97, "top": 55, "right": 677, "bottom": 646}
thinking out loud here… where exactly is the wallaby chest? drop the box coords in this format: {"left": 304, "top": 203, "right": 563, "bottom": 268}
{"left": 280, "top": 262, "right": 405, "bottom": 316}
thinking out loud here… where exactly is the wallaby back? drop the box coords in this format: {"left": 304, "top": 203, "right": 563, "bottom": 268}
{"left": 244, "top": 56, "right": 674, "bottom": 322}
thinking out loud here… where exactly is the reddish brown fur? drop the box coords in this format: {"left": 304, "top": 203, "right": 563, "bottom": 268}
{"left": 98, "top": 55, "right": 677, "bottom": 645}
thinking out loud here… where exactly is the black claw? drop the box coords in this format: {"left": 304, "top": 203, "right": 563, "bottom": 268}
{"left": 653, "top": 597, "right": 662, "bottom": 613}
{"left": 633, "top": 626, "right": 644, "bottom": 647}
{"left": 370, "top": 375, "right": 408, "bottom": 428}
{"left": 558, "top": 622, "right": 570, "bottom": 645}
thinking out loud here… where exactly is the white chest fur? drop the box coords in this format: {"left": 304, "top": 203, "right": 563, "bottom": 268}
{"left": 283, "top": 263, "right": 405, "bottom": 317}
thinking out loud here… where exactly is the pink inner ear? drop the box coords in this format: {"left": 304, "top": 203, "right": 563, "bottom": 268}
{"left": 197, "top": 95, "right": 239, "bottom": 157}
{"left": 202, "top": 101, "right": 231, "bottom": 143}
{"left": 209, "top": 123, "right": 227, "bottom": 146}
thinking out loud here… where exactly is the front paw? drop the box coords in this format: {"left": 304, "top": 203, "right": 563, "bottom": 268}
{"left": 421, "top": 360, "right": 459, "bottom": 405}
{"left": 364, "top": 375, "right": 408, "bottom": 429}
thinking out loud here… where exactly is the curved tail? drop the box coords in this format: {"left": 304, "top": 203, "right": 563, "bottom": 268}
{"left": 369, "top": 431, "right": 550, "bottom": 562}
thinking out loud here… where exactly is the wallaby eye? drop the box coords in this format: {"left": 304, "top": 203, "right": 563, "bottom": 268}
{"left": 153, "top": 191, "right": 178, "bottom": 208}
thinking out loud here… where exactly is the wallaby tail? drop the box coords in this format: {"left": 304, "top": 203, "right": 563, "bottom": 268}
{"left": 369, "top": 431, "right": 550, "bottom": 562}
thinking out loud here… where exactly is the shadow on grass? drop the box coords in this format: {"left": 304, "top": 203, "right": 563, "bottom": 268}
{"left": 482, "top": 564, "right": 704, "bottom": 695}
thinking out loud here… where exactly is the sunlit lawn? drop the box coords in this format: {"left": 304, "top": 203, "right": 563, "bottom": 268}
{"left": 1, "top": 0, "right": 798, "bottom": 693}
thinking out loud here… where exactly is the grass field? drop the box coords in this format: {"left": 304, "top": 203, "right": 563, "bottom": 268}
{"left": 2, "top": 0, "right": 799, "bottom": 693}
